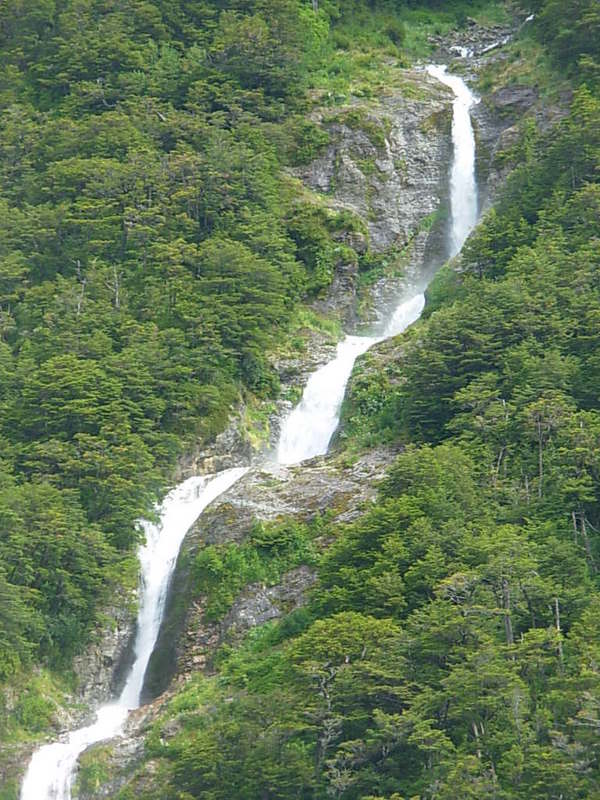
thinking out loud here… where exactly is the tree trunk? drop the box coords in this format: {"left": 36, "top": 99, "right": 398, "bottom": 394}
{"left": 580, "top": 514, "right": 595, "bottom": 573}
{"left": 554, "top": 597, "right": 563, "bottom": 667}
{"left": 537, "top": 419, "right": 543, "bottom": 499}
{"left": 472, "top": 721, "right": 482, "bottom": 760}
{"left": 493, "top": 446, "right": 505, "bottom": 488}
{"left": 502, "top": 578, "right": 514, "bottom": 646}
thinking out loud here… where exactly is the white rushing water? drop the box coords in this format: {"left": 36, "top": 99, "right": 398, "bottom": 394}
{"left": 278, "top": 68, "right": 478, "bottom": 466}
{"left": 426, "top": 64, "right": 478, "bottom": 257}
{"left": 21, "top": 468, "right": 248, "bottom": 800}
{"left": 277, "top": 294, "right": 425, "bottom": 464}
{"left": 22, "top": 65, "right": 479, "bottom": 798}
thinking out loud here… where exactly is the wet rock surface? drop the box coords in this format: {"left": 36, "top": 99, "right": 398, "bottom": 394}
{"left": 489, "top": 84, "right": 539, "bottom": 114}
{"left": 72, "top": 603, "right": 137, "bottom": 707}
{"left": 428, "top": 18, "right": 517, "bottom": 60}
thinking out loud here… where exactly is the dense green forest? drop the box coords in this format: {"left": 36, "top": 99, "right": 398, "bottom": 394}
{"left": 83, "top": 2, "right": 600, "bottom": 798}
{"left": 1, "top": 0, "right": 600, "bottom": 797}
{"left": 0, "top": 0, "right": 508, "bottom": 739}
{"left": 0, "top": 0, "right": 403, "bottom": 685}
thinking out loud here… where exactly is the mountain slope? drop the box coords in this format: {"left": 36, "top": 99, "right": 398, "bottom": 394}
{"left": 72, "top": 8, "right": 600, "bottom": 800}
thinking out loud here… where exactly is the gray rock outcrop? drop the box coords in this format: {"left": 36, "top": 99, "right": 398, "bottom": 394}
{"left": 296, "top": 70, "right": 453, "bottom": 326}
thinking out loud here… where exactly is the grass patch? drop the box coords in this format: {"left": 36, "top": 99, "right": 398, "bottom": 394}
{"left": 0, "top": 670, "right": 76, "bottom": 744}
{"left": 327, "top": 107, "right": 390, "bottom": 149}
{"left": 306, "top": 1, "right": 509, "bottom": 116}
{"left": 75, "top": 743, "right": 114, "bottom": 797}
{"left": 193, "top": 518, "right": 323, "bottom": 623}
{"left": 477, "top": 31, "right": 569, "bottom": 102}
{"left": 286, "top": 306, "right": 343, "bottom": 344}
{"left": 240, "top": 397, "right": 277, "bottom": 451}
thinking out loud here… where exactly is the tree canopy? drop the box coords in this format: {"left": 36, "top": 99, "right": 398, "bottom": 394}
{"left": 106, "top": 9, "right": 600, "bottom": 799}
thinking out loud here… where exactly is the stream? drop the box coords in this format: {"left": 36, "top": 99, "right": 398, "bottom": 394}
{"left": 20, "top": 64, "right": 478, "bottom": 800}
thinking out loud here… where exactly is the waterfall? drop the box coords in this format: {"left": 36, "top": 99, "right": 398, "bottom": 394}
{"left": 21, "top": 65, "right": 478, "bottom": 799}
{"left": 20, "top": 469, "right": 248, "bottom": 800}
{"left": 426, "top": 64, "right": 479, "bottom": 257}
{"left": 277, "top": 295, "right": 425, "bottom": 465}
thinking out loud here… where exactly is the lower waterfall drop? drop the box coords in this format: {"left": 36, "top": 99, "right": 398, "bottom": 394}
{"left": 20, "top": 468, "right": 248, "bottom": 800}
{"left": 21, "top": 63, "right": 479, "bottom": 800}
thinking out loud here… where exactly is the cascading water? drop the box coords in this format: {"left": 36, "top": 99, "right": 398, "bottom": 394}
{"left": 21, "top": 65, "right": 478, "bottom": 799}
{"left": 278, "top": 71, "right": 478, "bottom": 466}
{"left": 277, "top": 294, "right": 425, "bottom": 465}
{"left": 20, "top": 468, "right": 248, "bottom": 800}
{"left": 426, "top": 64, "right": 479, "bottom": 256}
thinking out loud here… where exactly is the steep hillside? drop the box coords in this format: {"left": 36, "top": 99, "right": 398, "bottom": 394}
{"left": 0, "top": 1, "right": 511, "bottom": 794}
{"left": 64, "top": 5, "right": 600, "bottom": 800}
{"left": 2, "top": 0, "right": 599, "bottom": 798}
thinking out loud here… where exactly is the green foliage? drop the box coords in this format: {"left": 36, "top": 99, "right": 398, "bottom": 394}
{"left": 284, "top": 118, "right": 331, "bottom": 166}
{"left": 0, "top": 478, "right": 115, "bottom": 667}
{"left": 0, "top": 0, "right": 378, "bottom": 689}
{"left": 0, "top": 670, "right": 71, "bottom": 744}
{"left": 520, "top": 0, "right": 600, "bottom": 85}
{"left": 4, "top": 2, "right": 600, "bottom": 798}
{"left": 120, "top": 10, "right": 600, "bottom": 798}
{"left": 75, "top": 744, "right": 114, "bottom": 797}
{"left": 193, "top": 518, "right": 319, "bottom": 622}
{"left": 422, "top": 262, "right": 464, "bottom": 318}
{"left": 286, "top": 203, "right": 365, "bottom": 295}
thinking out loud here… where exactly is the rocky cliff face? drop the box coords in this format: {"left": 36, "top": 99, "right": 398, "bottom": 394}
{"left": 299, "top": 73, "right": 451, "bottom": 255}
{"left": 0, "top": 602, "right": 136, "bottom": 797}
{"left": 299, "top": 69, "right": 453, "bottom": 327}
{"left": 140, "top": 67, "right": 455, "bottom": 702}
{"left": 72, "top": 604, "right": 137, "bottom": 708}
{"left": 171, "top": 69, "right": 454, "bottom": 479}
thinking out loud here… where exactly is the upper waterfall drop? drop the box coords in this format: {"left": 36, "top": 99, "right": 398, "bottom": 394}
{"left": 278, "top": 68, "right": 478, "bottom": 467}
{"left": 426, "top": 65, "right": 479, "bottom": 257}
